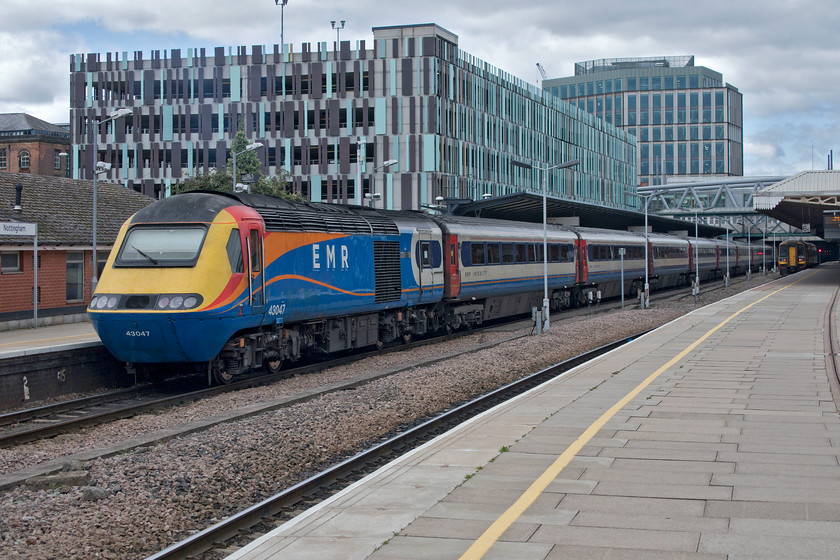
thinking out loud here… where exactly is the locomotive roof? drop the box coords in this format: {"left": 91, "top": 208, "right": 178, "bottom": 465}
{"left": 145, "top": 191, "right": 401, "bottom": 236}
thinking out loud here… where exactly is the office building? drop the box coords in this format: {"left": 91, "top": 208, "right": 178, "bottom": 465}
{"left": 69, "top": 24, "right": 636, "bottom": 209}
{"left": 544, "top": 56, "right": 743, "bottom": 187}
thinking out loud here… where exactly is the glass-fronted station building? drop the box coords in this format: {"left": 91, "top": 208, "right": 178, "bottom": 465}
{"left": 543, "top": 56, "right": 743, "bottom": 187}
{"left": 69, "top": 24, "right": 636, "bottom": 211}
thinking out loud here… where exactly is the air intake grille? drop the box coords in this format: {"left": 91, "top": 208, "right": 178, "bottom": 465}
{"left": 257, "top": 206, "right": 399, "bottom": 236}
{"left": 374, "top": 241, "right": 402, "bottom": 303}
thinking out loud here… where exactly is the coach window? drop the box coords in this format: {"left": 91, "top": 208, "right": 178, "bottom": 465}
{"left": 226, "top": 230, "right": 244, "bottom": 273}
{"left": 549, "top": 244, "right": 560, "bottom": 263}
{"left": 66, "top": 251, "right": 84, "bottom": 301}
{"left": 420, "top": 241, "right": 432, "bottom": 268}
{"left": 471, "top": 243, "right": 485, "bottom": 265}
{"left": 1, "top": 251, "right": 21, "bottom": 273}
{"left": 516, "top": 244, "right": 527, "bottom": 263}
{"left": 528, "top": 244, "right": 538, "bottom": 263}
{"left": 560, "top": 244, "right": 572, "bottom": 262}
{"left": 502, "top": 243, "right": 514, "bottom": 264}
{"left": 486, "top": 243, "right": 500, "bottom": 265}
{"left": 249, "top": 230, "right": 261, "bottom": 273}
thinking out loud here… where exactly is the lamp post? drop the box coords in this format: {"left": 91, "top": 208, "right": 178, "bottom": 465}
{"left": 274, "top": 0, "right": 289, "bottom": 55}
{"left": 693, "top": 207, "right": 700, "bottom": 297}
{"left": 331, "top": 20, "right": 345, "bottom": 48}
{"left": 762, "top": 215, "right": 767, "bottom": 274}
{"left": 725, "top": 218, "right": 731, "bottom": 287}
{"left": 512, "top": 158, "right": 579, "bottom": 332}
{"left": 624, "top": 189, "right": 663, "bottom": 309}
{"left": 366, "top": 159, "right": 397, "bottom": 209}
{"left": 232, "top": 142, "right": 264, "bottom": 193}
{"left": 355, "top": 137, "right": 364, "bottom": 205}
{"left": 90, "top": 108, "right": 131, "bottom": 296}
{"left": 747, "top": 216, "right": 752, "bottom": 280}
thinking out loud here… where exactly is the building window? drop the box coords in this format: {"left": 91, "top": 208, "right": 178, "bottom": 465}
{"left": 54, "top": 150, "right": 63, "bottom": 170}
{"left": 1, "top": 252, "right": 21, "bottom": 273}
{"left": 0, "top": 148, "right": 6, "bottom": 169}
{"left": 66, "top": 251, "right": 85, "bottom": 301}
{"left": 19, "top": 150, "right": 31, "bottom": 169}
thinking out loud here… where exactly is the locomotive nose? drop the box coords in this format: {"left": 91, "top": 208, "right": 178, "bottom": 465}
{"left": 91, "top": 314, "right": 190, "bottom": 363}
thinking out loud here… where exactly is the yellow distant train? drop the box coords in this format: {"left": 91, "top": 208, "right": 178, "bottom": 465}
{"left": 778, "top": 239, "right": 818, "bottom": 275}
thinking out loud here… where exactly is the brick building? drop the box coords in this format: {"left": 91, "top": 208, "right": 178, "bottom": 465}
{"left": 0, "top": 172, "right": 152, "bottom": 329}
{"left": 0, "top": 113, "right": 71, "bottom": 178}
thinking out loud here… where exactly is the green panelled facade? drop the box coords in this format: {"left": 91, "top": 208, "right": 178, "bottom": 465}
{"left": 69, "top": 24, "right": 636, "bottom": 210}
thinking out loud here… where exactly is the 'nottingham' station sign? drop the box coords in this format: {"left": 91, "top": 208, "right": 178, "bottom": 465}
{"left": 1, "top": 222, "right": 38, "bottom": 236}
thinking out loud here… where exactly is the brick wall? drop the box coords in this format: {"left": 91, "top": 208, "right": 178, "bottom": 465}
{"left": 1, "top": 138, "right": 70, "bottom": 177}
{"left": 0, "top": 247, "right": 111, "bottom": 314}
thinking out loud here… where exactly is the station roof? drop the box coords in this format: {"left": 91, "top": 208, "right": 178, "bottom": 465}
{"left": 754, "top": 170, "right": 840, "bottom": 238}
{"left": 448, "top": 192, "right": 727, "bottom": 238}
{"left": 0, "top": 172, "right": 152, "bottom": 247}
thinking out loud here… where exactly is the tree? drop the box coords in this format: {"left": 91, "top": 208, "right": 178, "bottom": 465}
{"left": 173, "top": 128, "right": 303, "bottom": 201}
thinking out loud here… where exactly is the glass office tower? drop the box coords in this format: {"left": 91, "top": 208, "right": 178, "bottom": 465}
{"left": 69, "top": 24, "right": 636, "bottom": 209}
{"left": 544, "top": 56, "right": 742, "bottom": 187}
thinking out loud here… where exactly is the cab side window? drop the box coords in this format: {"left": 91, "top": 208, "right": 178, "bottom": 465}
{"left": 226, "top": 230, "right": 244, "bottom": 273}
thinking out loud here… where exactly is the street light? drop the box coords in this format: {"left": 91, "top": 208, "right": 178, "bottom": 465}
{"left": 274, "top": 0, "right": 289, "bottom": 55}
{"left": 366, "top": 159, "right": 397, "bottom": 208}
{"left": 331, "top": 20, "right": 345, "bottom": 48}
{"left": 511, "top": 158, "right": 579, "bottom": 332}
{"left": 693, "top": 206, "right": 700, "bottom": 297}
{"left": 364, "top": 192, "right": 381, "bottom": 208}
{"left": 624, "top": 189, "right": 663, "bottom": 309}
{"left": 91, "top": 107, "right": 131, "bottom": 295}
{"left": 232, "top": 142, "right": 264, "bottom": 193}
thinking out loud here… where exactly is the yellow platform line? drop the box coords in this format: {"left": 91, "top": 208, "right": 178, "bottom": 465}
{"left": 459, "top": 274, "right": 809, "bottom": 560}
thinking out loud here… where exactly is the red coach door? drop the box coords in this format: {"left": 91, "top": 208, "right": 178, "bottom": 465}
{"left": 577, "top": 239, "right": 588, "bottom": 283}
{"left": 444, "top": 234, "right": 460, "bottom": 298}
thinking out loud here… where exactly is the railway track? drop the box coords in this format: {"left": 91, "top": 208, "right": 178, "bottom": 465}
{"left": 0, "top": 321, "right": 527, "bottom": 450}
{"left": 0, "top": 273, "right": 759, "bottom": 449}
{"left": 145, "top": 335, "right": 637, "bottom": 560}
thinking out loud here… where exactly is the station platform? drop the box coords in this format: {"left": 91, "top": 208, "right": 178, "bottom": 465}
{"left": 0, "top": 320, "right": 100, "bottom": 360}
{"left": 227, "top": 263, "right": 840, "bottom": 560}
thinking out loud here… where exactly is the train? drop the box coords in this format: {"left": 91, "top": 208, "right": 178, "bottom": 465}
{"left": 777, "top": 239, "right": 819, "bottom": 275}
{"left": 88, "top": 191, "right": 768, "bottom": 384}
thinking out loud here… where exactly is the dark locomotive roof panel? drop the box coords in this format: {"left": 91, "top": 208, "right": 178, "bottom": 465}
{"left": 140, "top": 191, "right": 401, "bottom": 237}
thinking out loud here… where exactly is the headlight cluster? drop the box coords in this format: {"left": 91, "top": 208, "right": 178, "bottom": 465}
{"left": 89, "top": 293, "right": 202, "bottom": 311}
{"left": 91, "top": 295, "right": 119, "bottom": 310}
{"left": 156, "top": 295, "right": 200, "bottom": 310}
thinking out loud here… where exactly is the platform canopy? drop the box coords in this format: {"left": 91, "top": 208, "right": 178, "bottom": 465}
{"left": 448, "top": 191, "right": 727, "bottom": 238}
{"left": 754, "top": 171, "right": 840, "bottom": 238}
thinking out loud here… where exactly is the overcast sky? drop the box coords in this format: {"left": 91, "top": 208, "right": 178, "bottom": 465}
{"left": 1, "top": 0, "right": 837, "bottom": 177}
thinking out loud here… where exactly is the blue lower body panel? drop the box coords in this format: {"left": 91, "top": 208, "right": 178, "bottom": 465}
{"left": 90, "top": 312, "right": 257, "bottom": 363}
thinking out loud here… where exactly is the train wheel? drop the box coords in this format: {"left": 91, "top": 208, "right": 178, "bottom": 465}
{"left": 211, "top": 359, "right": 234, "bottom": 385}
{"left": 263, "top": 357, "right": 283, "bottom": 375}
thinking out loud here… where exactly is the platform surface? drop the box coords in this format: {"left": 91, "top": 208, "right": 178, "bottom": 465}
{"left": 0, "top": 321, "right": 99, "bottom": 359}
{"left": 228, "top": 265, "right": 840, "bottom": 560}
